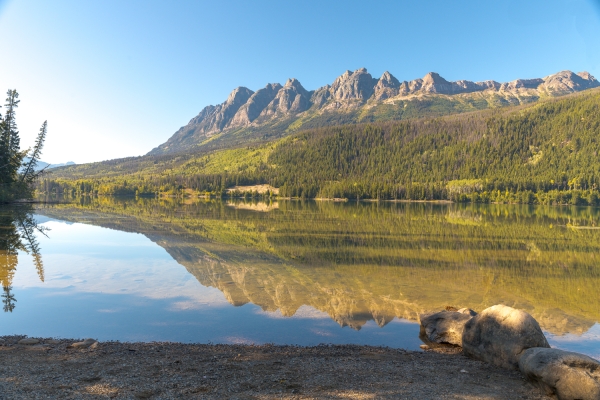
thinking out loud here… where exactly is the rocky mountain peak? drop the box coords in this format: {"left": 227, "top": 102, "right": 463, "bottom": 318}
{"left": 500, "top": 78, "right": 544, "bottom": 91}
{"left": 150, "top": 68, "right": 600, "bottom": 156}
{"left": 335, "top": 70, "right": 353, "bottom": 81}
{"left": 226, "top": 87, "right": 254, "bottom": 105}
{"left": 266, "top": 83, "right": 282, "bottom": 90}
{"left": 421, "top": 72, "right": 454, "bottom": 94}
{"left": 539, "top": 70, "right": 600, "bottom": 95}
{"left": 577, "top": 71, "right": 595, "bottom": 81}
{"left": 310, "top": 85, "right": 331, "bottom": 108}
{"left": 284, "top": 78, "right": 304, "bottom": 89}
{"left": 373, "top": 71, "right": 400, "bottom": 100}
{"left": 257, "top": 78, "right": 311, "bottom": 120}
{"left": 228, "top": 83, "right": 282, "bottom": 128}
{"left": 379, "top": 71, "right": 400, "bottom": 86}
{"left": 330, "top": 67, "right": 377, "bottom": 101}
{"left": 422, "top": 72, "right": 449, "bottom": 85}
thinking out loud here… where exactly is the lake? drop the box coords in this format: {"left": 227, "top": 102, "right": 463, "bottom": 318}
{"left": 1, "top": 199, "right": 599, "bottom": 358}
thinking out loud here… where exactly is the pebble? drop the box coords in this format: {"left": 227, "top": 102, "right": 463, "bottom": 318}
{"left": 419, "top": 344, "right": 429, "bottom": 350}
{"left": 46, "top": 339, "right": 61, "bottom": 345}
{"left": 460, "top": 369, "right": 468, "bottom": 373}
{"left": 69, "top": 338, "right": 97, "bottom": 349}
{"left": 134, "top": 390, "right": 154, "bottom": 399}
{"left": 18, "top": 338, "right": 40, "bottom": 345}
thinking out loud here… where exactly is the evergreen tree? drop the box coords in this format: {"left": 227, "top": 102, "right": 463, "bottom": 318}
{"left": 21, "top": 121, "right": 48, "bottom": 184}
{"left": 0, "top": 90, "right": 48, "bottom": 202}
{"left": 0, "top": 90, "right": 22, "bottom": 185}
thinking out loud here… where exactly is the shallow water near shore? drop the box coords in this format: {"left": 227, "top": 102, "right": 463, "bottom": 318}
{"left": 0, "top": 199, "right": 599, "bottom": 358}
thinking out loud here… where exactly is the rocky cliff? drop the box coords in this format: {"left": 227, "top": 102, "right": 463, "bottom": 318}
{"left": 150, "top": 69, "right": 599, "bottom": 155}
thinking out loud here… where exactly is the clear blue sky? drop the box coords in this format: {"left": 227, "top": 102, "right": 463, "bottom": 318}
{"left": 0, "top": 0, "right": 599, "bottom": 163}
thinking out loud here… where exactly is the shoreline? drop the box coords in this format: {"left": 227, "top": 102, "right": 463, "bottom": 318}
{"left": 29, "top": 194, "right": 600, "bottom": 208}
{"left": 0, "top": 336, "right": 549, "bottom": 399}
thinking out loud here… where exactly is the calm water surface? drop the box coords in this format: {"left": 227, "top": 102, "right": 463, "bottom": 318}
{"left": 1, "top": 199, "right": 599, "bottom": 358}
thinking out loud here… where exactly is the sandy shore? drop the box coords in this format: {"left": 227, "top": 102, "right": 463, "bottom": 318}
{"left": 0, "top": 336, "right": 550, "bottom": 399}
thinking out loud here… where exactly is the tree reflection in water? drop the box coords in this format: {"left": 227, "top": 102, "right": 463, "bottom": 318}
{"left": 0, "top": 205, "right": 48, "bottom": 312}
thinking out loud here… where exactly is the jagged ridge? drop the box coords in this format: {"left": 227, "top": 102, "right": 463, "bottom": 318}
{"left": 150, "top": 69, "right": 599, "bottom": 155}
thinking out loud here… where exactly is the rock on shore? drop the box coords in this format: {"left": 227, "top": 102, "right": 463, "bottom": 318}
{"left": 519, "top": 348, "right": 600, "bottom": 400}
{"left": 419, "top": 304, "right": 600, "bottom": 399}
{"left": 419, "top": 309, "right": 475, "bottom": 346}
{"left": 462, "top": 304, "right": 550, "bottom": 369}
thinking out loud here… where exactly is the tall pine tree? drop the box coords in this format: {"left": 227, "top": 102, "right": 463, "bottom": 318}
{"left": 0, "top": 90, "right": 48, "bottom": 202}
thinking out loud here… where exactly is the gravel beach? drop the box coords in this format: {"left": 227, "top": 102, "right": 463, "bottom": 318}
{"left": 0, "top": 336, "right": 551, "bottom": 399}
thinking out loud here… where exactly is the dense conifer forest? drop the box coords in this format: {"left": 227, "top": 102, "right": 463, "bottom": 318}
{"left": 40, "top": 88, "right": 600, "bottom": 205}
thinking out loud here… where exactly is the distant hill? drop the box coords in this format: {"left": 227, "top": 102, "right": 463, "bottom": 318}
{"left": 23, "top": 158, "right": 75, "bottom": 171}
{"left": 149, "top": 69, "right": 599, "bottom": 155}
{"left": 47, "top": 161, "right": 76, "bottom": 169}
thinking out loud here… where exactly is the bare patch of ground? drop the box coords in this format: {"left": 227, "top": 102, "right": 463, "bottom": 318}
{"left": 226, "top": 184, "right": 279, "bottom": 195}
{"left": 0, "top": 336, "right": 550, "bottom": 399}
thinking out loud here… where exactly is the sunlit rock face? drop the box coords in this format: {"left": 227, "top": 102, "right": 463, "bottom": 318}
{"left": 228, "top": 83, "right": 282, "bottom": 127}
{"left": 188, "top": 87, "right": 254, "bottom": 135}
{"left": 256, "top": 79, "right": 312, "bottom": 122}
{"left": 372, "top": 71, "right": 400, "bottom": 101}
{"left": 329, "top": 68, "right": 378, "bottom": 101}
{"left": 157, "top": 86, "right": 254, "bottom": 153}
{"left": 538, "top": 70, "right": 600, "bottom": 95}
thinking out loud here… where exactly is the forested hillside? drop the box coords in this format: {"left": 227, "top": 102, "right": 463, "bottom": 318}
{"left": 40, "top": 88, "right": 600, "bottom": 205}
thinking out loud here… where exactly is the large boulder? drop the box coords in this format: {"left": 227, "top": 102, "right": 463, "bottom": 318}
{"left": 519, "top": 348, "right": 600, "bottom": 400}
{"left": 419, "top": 310, "right": 473, "bottom": 346}
{"left": 462, "top": 305, "right": 549, "bottom": 369}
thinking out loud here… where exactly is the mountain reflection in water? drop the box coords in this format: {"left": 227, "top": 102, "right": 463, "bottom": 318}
{"left": 26, "top": 198, "right": 600, "bottom": 338}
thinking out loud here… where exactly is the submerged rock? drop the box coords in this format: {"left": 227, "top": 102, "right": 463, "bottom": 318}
{"left": 420, "top": 311, "right": 473, "bottom": 346}
{"left": 519, "top": 347, "right": 600, "bottom": 400}
{"left": 462, "top": 304, "right": 549, "bottom": 369}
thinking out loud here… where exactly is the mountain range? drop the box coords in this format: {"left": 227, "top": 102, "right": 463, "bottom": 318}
{"left": 21, "top": 158, "right": 75, "bottom": 171}
{"left": 150, "top": 69, "right": 599, "bottom": 155}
